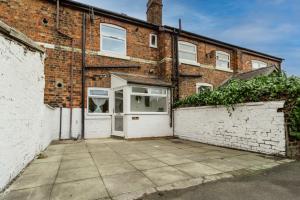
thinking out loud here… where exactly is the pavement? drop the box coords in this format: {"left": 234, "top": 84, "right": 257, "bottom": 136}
{"left": 139, "top": 161, "right": 300, "bottom": 200}
{"left": 0, "top": 138, "right": 294, "bottom": 200}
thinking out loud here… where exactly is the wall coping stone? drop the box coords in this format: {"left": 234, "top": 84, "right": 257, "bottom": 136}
{"left": 0, "top": 20, "right": 45, "bottom": 53}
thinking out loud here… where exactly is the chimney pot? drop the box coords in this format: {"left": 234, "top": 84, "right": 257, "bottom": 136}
{"left": 147, "top": 0, "right": 163, "bottom": 26}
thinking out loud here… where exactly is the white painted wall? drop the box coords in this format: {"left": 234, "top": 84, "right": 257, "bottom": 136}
{"left": 125, "top": 114, "right": 173, "bottom": 138}
{"left": 57, "top": 108, "right": 112, "bottom": 139}
{"left": 0, "top": 33, "right": 60, "bottom": 191}
{"left": 174, "top": 101, "right": 286, "bottom": 155}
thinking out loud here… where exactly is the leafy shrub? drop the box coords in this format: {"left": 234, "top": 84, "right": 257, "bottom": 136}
{"left": 174, "top": 73, "right": 300, "bottom": 108}
{"left": 174, "top": 72, "right": 300, "bottom": 140}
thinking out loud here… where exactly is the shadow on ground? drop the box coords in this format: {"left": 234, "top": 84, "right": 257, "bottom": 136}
{"left": 138, "top": 161, "right": 300, "bottom": 200}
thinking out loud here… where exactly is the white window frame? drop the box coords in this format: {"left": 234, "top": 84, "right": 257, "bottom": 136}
{"left": 87, "top": 87, "right": 111, "bottom": 116}
{"left": 178, "top": 41, "right": 198, "bottom": 65}
{"left": 252, "top": 60, "right": 267, "bottom": 69}
{"left": 196, "top": 83, "right": 213, "bottom": 94}
{"left": 129, "top": 86, "right": 168, "bottom": 115}
{"left": 149, "top": 33, "right": 158, "bottom": 48}
{"left": 216, "top": 51, "right": 230, "bottom": 70}
{"left": 100, "top": 23, "right": 127, "bottom": 56}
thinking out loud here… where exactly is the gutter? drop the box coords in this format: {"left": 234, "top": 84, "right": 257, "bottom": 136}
{"left": 163, "top": 26, "right": 284, "bottom": 62}
{"left": 50, "top": 0, "right": 159, "bottom": 30}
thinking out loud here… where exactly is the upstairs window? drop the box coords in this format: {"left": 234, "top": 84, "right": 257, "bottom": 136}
{"left": 196, "top": 83, "right": 213, "bottom": 94}
{"left": 88, "top": 88, "right": 110, "bottom": 114}
{"left": 100, "top": 24, "right": 126, "bottom": 55}
{"left": 150, "top": 34, "right": 158, "bottom": 48}
{"left": 252, "top": 60, "right": 267, "bottom": 69}
{"left": 216, "top": 51, "right": 230, "bottom": 69}
{"left": 178, "top": 41, "right": 197, "bottom": 63}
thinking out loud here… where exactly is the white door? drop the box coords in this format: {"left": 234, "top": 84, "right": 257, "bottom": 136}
{"left": 112, "top": 89, "right": 125, "bottom": 137}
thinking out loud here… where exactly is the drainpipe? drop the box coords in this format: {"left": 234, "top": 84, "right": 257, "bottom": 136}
{"left": 81, "top": 13, "right": 86, "bottom": 139}
{"left": 59, "top": 107, "right": 62, "bottom": 140}
{"left": 170, "top": 19, "right": 181, "bottom": 137}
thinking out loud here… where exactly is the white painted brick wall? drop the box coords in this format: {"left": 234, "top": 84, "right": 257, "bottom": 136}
{"left": 174, "top": 101, "right": 286, "bottom": 155}
{"left": 0, "top": 34, "right": 59, "bottom": 191}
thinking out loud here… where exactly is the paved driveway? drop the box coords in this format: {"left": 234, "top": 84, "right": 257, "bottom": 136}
{"left": 0, "top": 138, "right": 293, "bottom": 200}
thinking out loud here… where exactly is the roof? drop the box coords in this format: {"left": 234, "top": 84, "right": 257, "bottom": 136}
{"left": 233, "top": 66, "right": 279, "bottom": 81}
{"left": 220, "top": 66, "right": 279, "bottom": 86}
{"left": 111, "top": 72, "right": 172, "bottom": 87}
{"left": 53, "top": 0, "right": 283, "bottom": 61}
{"left": 164, "top": 26, "right": 283, "bottom": 61}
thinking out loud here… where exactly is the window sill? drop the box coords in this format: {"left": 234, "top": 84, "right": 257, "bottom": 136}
{"left": 215, "top": 67, "right": 233, "bottom": 73}
{"left": 179, "top": 60, "right": 201, "bottom": 67}
{"left": 85, "top": 113, "right": 112, "bottom": 119}
{"left": 98, "top": 51, "right": 130, "bottom": 60}
{"left": 126, "top": 112, "right": 169, "bottom": 115}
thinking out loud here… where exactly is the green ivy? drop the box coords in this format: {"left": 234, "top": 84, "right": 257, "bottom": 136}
{"left": 174, "top": 72, "right": 300, "bottom": 139}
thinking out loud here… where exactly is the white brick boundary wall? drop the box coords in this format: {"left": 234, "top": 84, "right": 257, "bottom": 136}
{"left": 174, "top": 101, "right": 286, "bottom": 156}
{"left": 0, "top": 22, "right": 60, "bottom": 191}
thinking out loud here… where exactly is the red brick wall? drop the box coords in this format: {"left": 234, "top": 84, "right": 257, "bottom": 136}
{"left": 0, "top": 0, "right": 282, "bottom": 107}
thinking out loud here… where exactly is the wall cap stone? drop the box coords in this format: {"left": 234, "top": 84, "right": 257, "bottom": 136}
{"left": 0, "top": 20, "right": 45, "bottom": 53}
{"left": 174, "top": 101, "right": 285, "bottom": 111}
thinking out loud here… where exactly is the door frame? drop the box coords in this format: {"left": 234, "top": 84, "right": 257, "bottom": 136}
{"left": 112, "top": 87, "right": 125, "bottom": 137}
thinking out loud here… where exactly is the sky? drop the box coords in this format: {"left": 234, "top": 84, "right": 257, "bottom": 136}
{"left": 76, "top": 0, "right": 300, "bottom": 76}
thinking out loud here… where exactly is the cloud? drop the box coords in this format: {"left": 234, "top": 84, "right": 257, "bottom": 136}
{"left": 219, "top": 23, "right": 296, "bottom": 45}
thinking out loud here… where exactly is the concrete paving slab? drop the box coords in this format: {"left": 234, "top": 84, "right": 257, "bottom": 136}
{"left": 156, "top": 154, "right": 193, "bottom": 165}
{"left": 143, "top": 166, "right": 191, "bottom": 186}
{"left": 174, "top": 162, "right": 222, "bottom": 177}
{"left": 59, "top": 158, "right": 95, "bottom": 170}
{"left": 103, "top": 171, "right": 154, "bottom": 197}
{"left": 200, "top": 158, "right": 247, "bottom": 172}
{"left": 130, "top": 158, "right": 167, "bottom": 170}
{"left": 55, "top": 166, "right": 99, "bottom": 184}
{"left": 51, "top": 178, "right": 108, "bottom": 200}
{"left": 62, "top": 152, "right": 91, "bottom": 161}
{"left": 32, "top": 155, "right": 62, "bottom": 164}
{"left": 0, "top": 185, "right": 51, "bottom": 200}
{"left": 98, "top": 162, "right": 137, "bottom": 176}
{"left": 1, "top": 138, "right": 290, "bottom": 200}
{"left": 121, "top": 152, "right": 151, "bottom": 161}
{"left": 23, "top": 162, "right": 60, "bottom": 176}
{"left": 10, "top": 173, "right": 55, "bottom": 190}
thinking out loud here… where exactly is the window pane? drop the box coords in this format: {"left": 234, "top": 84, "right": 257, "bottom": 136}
{"left": 151, "top": 35, "right": 157, "bottom": 46}
{"left": 115, "top": 116, "right": 123, "bottom": 132}
{"left": 198, "top": 86, "right": 211, "bottom": 93}
{"left": 252, "top": 61, "right": 267, "bottom": 69}
{"left": 88, "top": 97, "right": 109, "bottom": 113}
{"left": 90, "top": 90, "right": 108, "bottom": 96}
{"left": 151, "top": 88, "right": 166, "bottom": 95}
{"left": 131, "top": 95, "right": 167, "bottom": 112}
{"left": 179, "top": 43, "right": 196, "bottom": 52}
{"left": 217, "top": 52, "right": 229, "bottom": 61}
{"left": 132, "top": 87, "right": 148, "bottom": 93}
{"left": 179, "top": 51, "right": 196, "bottom": 61}
{"left": 102, "top": 37, "right": 125, "bottom": 54}
{"left": 115, "top": 90, "right": 123, "bottom": 113}
{"left": 102, "top": 25, "right": 125, "bottom": 39}
{"left": 217, "top": 60, "right": 229, "bottom": 68}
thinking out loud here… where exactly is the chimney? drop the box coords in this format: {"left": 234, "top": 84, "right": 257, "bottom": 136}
{"left": 147, "top": 0, "right": 163, "bottom": 26}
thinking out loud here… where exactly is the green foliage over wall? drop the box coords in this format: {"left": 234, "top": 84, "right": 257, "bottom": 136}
{"left": 174, "top": 72, "right": 300, "bottom": 140}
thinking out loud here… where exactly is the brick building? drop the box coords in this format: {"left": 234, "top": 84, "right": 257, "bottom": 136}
{"left": 0, "top": 0, "right": 283, "bottom": 139}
